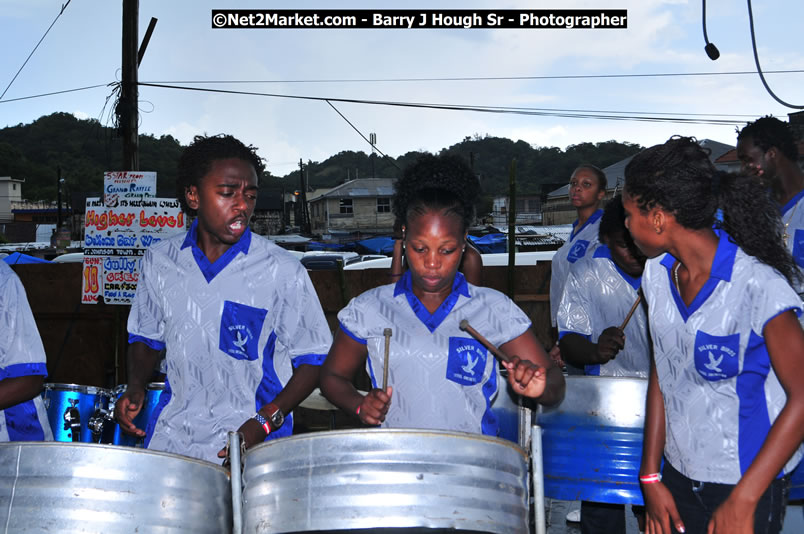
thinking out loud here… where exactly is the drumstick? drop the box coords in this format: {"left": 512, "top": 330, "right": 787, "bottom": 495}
{"left": 619, "top": 293, "right": 642, "bottom": 331}
{"left": 459, "top": 320, "right": 511, "bottom": 364}
{"left": 382, "top": 328, "right": 392, "bottom": 390}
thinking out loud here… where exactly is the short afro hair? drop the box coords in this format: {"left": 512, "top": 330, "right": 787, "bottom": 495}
{"left": 392, "top": 153, "right": 480, "bottom": 232}
{"left": 176, "top": 134, "right": 265, "bottom": 215}
{"left": 737, "top": 116, "right": 799, "bottom": 161}
{"left": 573, "top": 164, "right": 608, "bottom": 191}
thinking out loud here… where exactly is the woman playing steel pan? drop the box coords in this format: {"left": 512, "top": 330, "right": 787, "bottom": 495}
{"left": 624, "top": 137, "right": 804, "bottom": 534}
{"left": 320, "top": 154, "right": 564, "bottom": 433}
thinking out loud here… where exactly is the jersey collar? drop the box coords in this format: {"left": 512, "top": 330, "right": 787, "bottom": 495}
{"left": 570, "top": 209, "right": 603, "bottom": 241}
{"left": 393, "top": 271, "right": 471, "bottom": 333}
{"left": 780, "top": 188, "right": 804, "bottom": 216}
{"left": 659, "top": 228, "right": 737, "bottom": 322}
{"left": 181, "top": 219, "right": 252, "bottom": 283}
{"left": 593, "top": 244, "right": 641, "bottom": 291}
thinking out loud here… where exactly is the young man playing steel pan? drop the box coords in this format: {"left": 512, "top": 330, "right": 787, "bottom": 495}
{"left": 114, "top": 134, "right": 332, "bottom": 464}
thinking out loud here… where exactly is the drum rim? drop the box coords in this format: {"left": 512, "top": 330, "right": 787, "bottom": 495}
{"left": 0, "top": 441, "right": 232, "bottom": 474}
{"left": 247, "top": 427, "right": 528, "bottom": 458}
{"left": 43, "top": 382, "right": 110, "bottom": 395}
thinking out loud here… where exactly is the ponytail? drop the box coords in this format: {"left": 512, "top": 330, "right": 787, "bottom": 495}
{"left": 625, "top": 136, "right": 801, "bottom": 285}
{"left": 717, "top": 172, "right": 801, "bottom": 285}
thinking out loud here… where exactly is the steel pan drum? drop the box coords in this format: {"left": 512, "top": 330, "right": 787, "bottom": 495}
{"left": 41, "top": 383, "right": 110, "bottom": 443}
{"left": 241, "top": 429, "right": 529, "bottom": 533}
{"left": 536, "top": 375, "right": 647, "bottom": 505}
{"left": 791, "top": 460, "right": 804, "bottom": 501}
{"left": 109, "top": 382, "right": 166, "bottom": 446}
{"left": 0, "top": 442, "right": 232, "bottom": 533}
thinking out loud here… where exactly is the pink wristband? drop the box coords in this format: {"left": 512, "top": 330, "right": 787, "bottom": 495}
{"left": 639, "top": 473, "right": 662, "bottom": 484}
{"left": 356, "top": 405, "right": 361, "bottom": 416}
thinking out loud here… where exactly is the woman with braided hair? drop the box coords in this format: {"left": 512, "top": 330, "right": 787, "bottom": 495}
{"left": 623, "top": 137, "right": 804, "bottom": 534}
{"left": 320, "top": 153, "right": 564, "bottom": 434}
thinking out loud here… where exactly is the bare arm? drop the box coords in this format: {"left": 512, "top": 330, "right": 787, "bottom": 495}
{"left": 0, "top": 375, "right": 45, "bottom": 411}
{"left": 499, "top": 329, "right": 565, "bottom": 406}
{"left": 459, "top": 241, "right": 483, "bottom": 286}
{"left": 320, "top": 329, "right": 391, "bottom": 425}
{"left": 640, "top": 348, "right": 685, "bottom": 534}
{"left": 268, "top": 364, "right": 319, "bottom": 416}
{"left": 560, "top": 328, "right": 624, "bottom": 368}
{"left": 388, "top": 239, "right": 405, "bottom": 283}
{"left": 113, "top": 341, "right": 161, "bottom": 436}
{"left": 708, "top": 310, "right": 804, "bottom": 534}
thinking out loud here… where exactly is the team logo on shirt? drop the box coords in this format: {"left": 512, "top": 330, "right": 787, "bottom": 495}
{"left": 793, "top": 229, "right": 804, "bottom": 268}
{"left": 219, "top": 301, "right": 268, "bottom": 361}
{"left": 446, "top": 337, "right": 487, "bottom": 386}
{"left": 694, "top": 331, "right": 739, "bottom": 381}
{"left": 567, "top": 240, "right": 590, "bottom": 263}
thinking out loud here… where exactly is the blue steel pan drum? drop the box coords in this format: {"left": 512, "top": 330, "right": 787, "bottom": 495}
{"left": 536, "top": 375, "right": 648, "bottom": 505}
{"left": 790, "top": 459, "right": 804, "bottom": 501}
{"left": 109, "top": 382, "right": 165, "bottom": 446}
{"left": 41, "top": 383, "right": 111, "bottom": 443}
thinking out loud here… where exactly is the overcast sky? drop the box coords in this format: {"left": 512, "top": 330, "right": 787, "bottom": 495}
{"left": 1, "top": 0, "right": 802, "bottom": 177}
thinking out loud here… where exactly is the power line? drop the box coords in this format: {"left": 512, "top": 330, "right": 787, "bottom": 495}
{"left": 746, "top": 0, "right": 802, "bottom": 109}
{"left": 1, "top": 1, "right": 73, "bottom": 100}
{"left": 140, "top": 68, "right": 804, "bottom": 85}
{"left": 0, "top": 84, "right": 110, "bottom": 104}
{"left": 137, "top": 82, "right": 749, "bottom": 126}
{"left": 325, "top": 100, "right": 401, "bottom": 170}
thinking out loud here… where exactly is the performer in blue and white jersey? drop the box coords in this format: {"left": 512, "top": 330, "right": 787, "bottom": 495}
{"left": 737, "top": 116, "right": 804, "bottom": 325}
{"left": 558, "top": 194, "right": 649, "bottom": 534}
{"left": 0, "top": 261, "right": 53, "bottom": 441}
{"left": 116, "top": 135, "right": 331, "bottom": 464}
{"left": 557, "top": 195, "right": 649, "bottom": 378}
{"left": 642, "top": 231, "right": 802, "bottom": 482}
{"left": 624, "top": 137, "right": 804, "bottom": 534}
{"left": 336, "top": 271, "right": 531, "bottom": 434}
{"left": 321, "top": 154, "right": 565, "bottom": 431}
{"left": 549, "top": 164, "right": 607, "bottom": 330}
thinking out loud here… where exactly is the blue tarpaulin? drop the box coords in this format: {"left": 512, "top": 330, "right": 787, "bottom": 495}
{"left": 307, "top": 241, "right": 348, "bottom": 251}
{"left": 468, "top": 233, "right": 506, "bottom": 254}
{"left": 355, "top": 237, "right": 395, "bottom": 255}
{"left": 2, "top": 252, "right": 52, "bottom": 264}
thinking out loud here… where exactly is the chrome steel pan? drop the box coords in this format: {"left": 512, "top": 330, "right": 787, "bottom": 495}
{"left": 242, "top": 429, "right": 529, "bottom": 533}
{"left": 0, "top": 442, "right": 232, "bottom": 533}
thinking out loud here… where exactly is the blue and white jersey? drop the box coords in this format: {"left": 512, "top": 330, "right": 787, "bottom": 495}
{"left": 643, "top": 230, "right": 803, "bottom": 484}
{"left": 127, "top": 221, "right": 332, "bottom": 463}
{"left": 781, "top": 190, "right": 804, "bottom": 325}
{"left": 557, "top": 245, "right": 649, "bottom": 378}
{"left": 0, "top": 261, "right": 52, "bottom": 441}
{"left": 338, "top": 271, "right": 531, "bottom": 437}
{"left": 549, "top": 210, "right": 603, "bottom": 327}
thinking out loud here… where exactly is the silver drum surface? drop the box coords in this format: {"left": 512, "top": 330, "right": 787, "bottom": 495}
{"left": 242, "top": 429, "right": 529, "bottom": 534}
{"left": 0, "top": 442, "right": 232, "bottom": 533}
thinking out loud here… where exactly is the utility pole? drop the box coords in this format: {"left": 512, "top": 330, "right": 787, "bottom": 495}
{"left": 369, "top": 133, "right": 377, "bottom": 178}
{"left": 120, "top": 3, "right": 157, "bottom": 172}
{"left": 56, "top": 167, "right": 63, "bottom": 230}
{"left": 298, "top": 159, "right": 311, "bottom": 234}
{"left": 121, "top": 0, "right": 139, "bottom": 171}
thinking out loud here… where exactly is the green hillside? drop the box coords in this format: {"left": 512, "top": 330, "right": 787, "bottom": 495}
{"left": 0, "top": 113, "right": 642, "bottom": 204}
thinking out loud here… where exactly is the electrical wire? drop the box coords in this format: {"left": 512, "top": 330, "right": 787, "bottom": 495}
{"left": 1, "top": 1, "right": 73, "bottom": 100}
{"left": 140, "top": 68, "right": 804, "bottom": 85}
{"left": 746, "top": 0, "right": 802, "bottom": 109}
{"left": 325, "top": 100, "right": 401, "bottom": 169}
{"left": 0, "top": 83, "right": 109, "bottom": 104}
{"left": 137, "top": 82, "right": 748, "bottom": 126}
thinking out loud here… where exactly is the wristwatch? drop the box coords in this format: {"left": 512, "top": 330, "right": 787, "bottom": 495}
{"left": 254, "top": 403, "right": 285, "bottom": 435}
